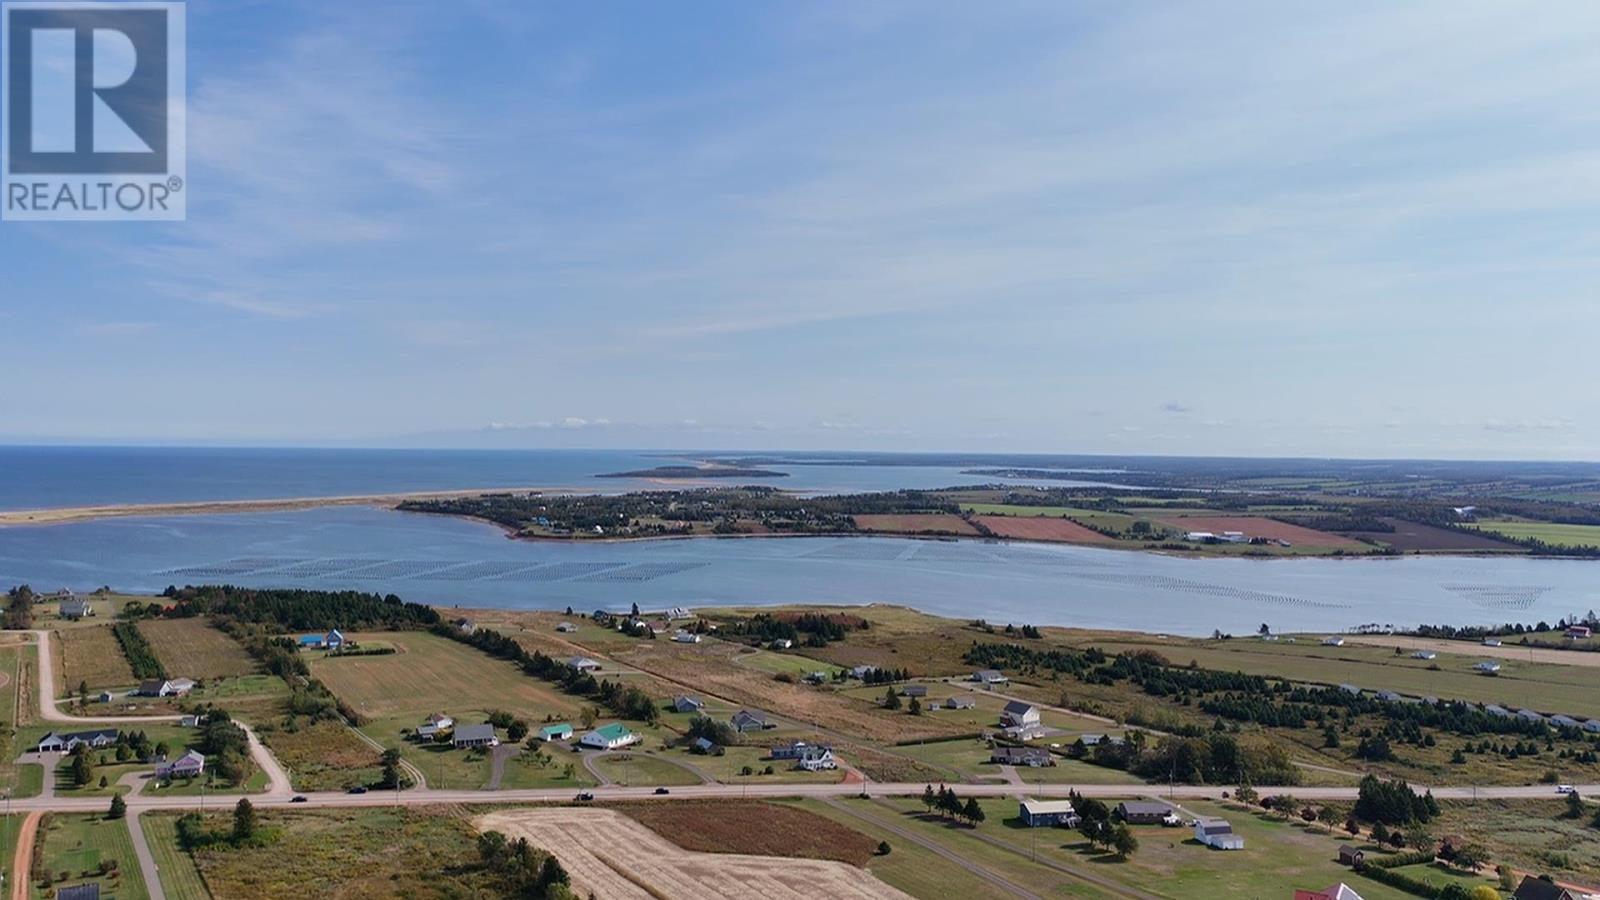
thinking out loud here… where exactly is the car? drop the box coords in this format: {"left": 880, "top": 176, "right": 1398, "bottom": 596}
{"left": 291, "top": 795, "right": 308, "bottom": 803}
{"left": 347, "top": 786, "right": 368, "bottom": 794}
{"left": 574, "top": 792, "right": 595, "bottom": 801}
{"left": 1557, "top": 784, "right": 1576, "bottom": 794}
{"left": 654, "top": 787, "right": 670, "bottom": 795}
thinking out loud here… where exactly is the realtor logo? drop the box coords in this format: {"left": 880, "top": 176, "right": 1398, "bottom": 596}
{"left": 2, "top": 1, "right": 185, "bottom": 220}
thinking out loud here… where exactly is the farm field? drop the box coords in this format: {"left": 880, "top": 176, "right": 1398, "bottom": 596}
{"left": 1469, "top": 519, "right": 1600, "bottom": 549}
{"left": 1151, "top": 514, "right": 1368, "bottom": 549}
{"left": 54, "top": 625, "right": 135, "bottom": 694}
{"left": 1344, "top": 634, "right": 1600, "bottom": 668}
{"left": 1348, "top": 518, "right": 1519, "bottom": 552}
{"left": 168, "top": 807, "right": 504, "bottom": 898}
{"left": 852, "top": 513, "right": 980, "bottom": 535}
{"left": 618, "top": 800, "right": 878, "bottom": 863}
{"left": 973, "top": 515, "right": 1114, "bottom": 543}
{"left": 1431, "top": 799, "right": 1600, "bottom": 884}
{"left": 256, "top": 720, "right": 383, "bottom": 792}
{"left": 137, "top": 618, "right": 259, "bottom": 679}
{"left": 475, "top": 807, "right": 913, "bottom": 899}
{"left": 30, "top": 812, "right": 151, "bottom": 900}
{"left": 962, "top": 503, "right": 1112, "bottom": 518}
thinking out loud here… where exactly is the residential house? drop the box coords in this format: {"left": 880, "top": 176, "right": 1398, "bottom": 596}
{"left": 1018, "top": 799, "right": 1080, "bottom": 828}
{"left": 453, "top": 724, "right": 499, "bottom": 749}
{"left": 971, "top": 669, "right": 1008, "bottom": 685}
{"left": 1295, "top": 885, "right": 1367, "bottom": 900}
{"left": 1567, "top": 625, "right": 1592, "bottom": 640}
{"left": 556, "top": 622, "right": 578, "bottom": 633}
{"left": 1116, "top": 801, "right": 1173, "bottom": 825}
{"left": 454, "top": 618, "right": 477, "bottom": 634}
{"left": 426, "top": 713, "right": 454, "bottom": 729}
{"left": 944, "top": 695, "right": 977, "bottom": 710}
{"left": 579, "top": 723, "right": 640, "bottom": 750}
{"left": 1080, "top": 734, "right": 1125, "bottom": 748}
{"left": 324, "top": 629, "right": 346, "bottom": 650}
{"left": 672, "top": 631, "right": 701, "bottom": 644}
{"left": 1338, "top": 845, "right": 1365, "bottom": 867}
{"left": 999, "top": 701, "right": 1042, "bottom": 739}
{"left": 539, "top": 724, "right": 574, "bottom": 742}
{"left": 157, "top": 750, "right": 206, "bottom": 779}
{"left": 137, "top": 678, "right": 193, "bottom": 697}
{"left": 35, "top": 729, "right": 119, "bottom": 753}
{"left": 56, "top": 885, "right": 100, "bottom": 900}
{"left": 1322, "top": 637, "right": 1346, "bottom": 647}
{"left": 796, "top": 746, "right": 837, "bottom": 771}
{"left": 1411, "top": 650, "right": 1437, "bottom": 660}
{"left": 59, "top": 597, "right": 91, "bottom": 619}
{"left": 673, "top": 695, "right": 705, "bottom": 714}
{"left": 802, "top": 671, "right": 829, "bottom": 685}
{"left": 770, "top": 638, "right": 793, "bottom": 650}
{"left": 566, "top": 656, "right": 602, "bottom": 673}
{"left": 96, "top": 691, "right": 115, "bottom": 704}
{"left": 1339, "top": 684, "right": 1362, "bottom": 696}
{"left": 991, "top": 746, "right": 1054, "bottom": 767}
{"left": 849, "top": 665, "right": 878, "bottom": 680}
{"left": 770, "top": 741, "right": 828, "bottom": 761}
{"left": 730, "top": 709, "right": 770, "bottom": 733}
{"left": 1475, "top": 660, "right": 1502, "bottom": 674}
{"left": 1512, "top": 876, "right": 1585, "bottom": 900}
{"left": 901, "top": 685, "right": 928, "bottom": 698}
{"left": 665, "top": 607, "right": 692, "bottom": 620}
{"left": 691, "top": 737, "right": 716, "bottom": 754}
{"left": 1194, "top": 818, "right": 1245, "bottom": 850}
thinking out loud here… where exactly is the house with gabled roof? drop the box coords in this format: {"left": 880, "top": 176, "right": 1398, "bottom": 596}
{"left": 157, "top": 750, "right": 206, "bottom": 779}
{"left": 539, "top": 723, "right": 573, "bottom": 742}
{"left": 579, "top": 723, "right": 639, "bottom": 750}
{"left": 673, "top": 695, "right": 705, "bottom": 714}
{"left": 731, "top": 709, "right": 770, "bottom": 733}
{"left": 1194, "top": 818, "right": 1244, "bottom": 850}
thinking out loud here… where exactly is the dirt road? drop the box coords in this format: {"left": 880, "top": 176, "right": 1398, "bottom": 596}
{"left": 9, "top": 811, "right": 39, "bottom": 900}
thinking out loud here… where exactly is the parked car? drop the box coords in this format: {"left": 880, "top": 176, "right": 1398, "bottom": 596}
{"left": 654, "top": 787, "right": 670, "bottom": 795}
{"left": 348, "top": 786, "right": 368, "bottom": 794}
{"left": 291, "top": 795, "right": 308, "bottom": 803}
{"left": 1557, "top": 784, "right": 1576, "bottom": 794}
{"left": 574, "top": 792, "right": 595, "bottom": 801}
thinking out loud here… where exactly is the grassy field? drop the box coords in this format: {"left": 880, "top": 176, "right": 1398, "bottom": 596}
{"left": 161, "top": 807, "right": 505, "bottom": 899}
{"left": 140, "top": 814, "right": 211, "bottom": 900}
{"left": 852, "top": 513, "right": 981, "bottom": 535}
{"left": 30, "top": 812, "right": 151, "bottom": 900}
{"left": 1470, "top": 519, "right": 1600, "bottom": 549}
{"left": 1431, "top": 799, "right": 1600, "bottom": 883}
{"left": 54, "top": 625, "right": 135, "bottom": 694}
{"left": 589, "top": 752, "right": 703, "bottom": 786}
{"left": 138, "top": 618, "right": 259, "bottom": 679}
{"left": 256, "top": 720, "right": 382, "bottom": 792}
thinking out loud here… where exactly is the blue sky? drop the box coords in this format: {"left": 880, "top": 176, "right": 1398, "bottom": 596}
{"left": 3, "top": 1, "right": 1597, "bottom": 458}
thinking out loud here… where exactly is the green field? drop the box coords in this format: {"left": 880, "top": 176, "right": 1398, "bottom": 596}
{"left": 31, "top": 813, "right": 152, "bottom": 900}
{"left": 140, "top": 814, "right": 211, "bottom": 900}
{"left": 1470, "top": 520, "right": 1600, "bottom": 549}
{"left": 589, "top": 752, "right": 704, "bottom": 786}
{"left": 962, "top": 503, "right": 1111, "bottom": 517}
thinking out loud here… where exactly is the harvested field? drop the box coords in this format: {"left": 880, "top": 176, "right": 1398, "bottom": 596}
{"left": 475, "top": 807, "right": 911, "bottom": 900}
{"left": 1153, "top": 515, "right": 1366, "bottom": 549}
{"left": 54, "top": 625, "right": 135, "bottom": 693}
{"left": 973, "top": 514, "right": 1114, "bottom": 543}
{"left": 852, "top": 514, "right": 979, "bottom": 535}
{"left": 1349, "top": 518, "right": 1518, "bottom": 552}
{"left": 619, "top": 801, "right": 878, "bottom": 865}
{"left": 138, "top": 617, "right": 259, "bottom": 679}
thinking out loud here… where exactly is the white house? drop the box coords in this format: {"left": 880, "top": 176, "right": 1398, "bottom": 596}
{"left": 1411, "top": 650, "right": 1437, "bottom": 660}
{"left": 1482, "top": 638, "right": 1502, "bottom": 647}
{"left": 323, "top": 629, "right": 346, "bottom": 650}
{"left": 579, "top": 723, "right": 640, "bottom": 750}
{"left": 36, "top": 729, "right": 118, "bottom": 753}
{"left": 1194, "top": 818, "right": 1244, "bottom": 850}
{"left": 426, "top": 713, "right": 454, "bottom": 729}
{"left": 137, "top": 678, "right": 194, "bottom": 697}
{"left": 59, "top": 598, "right": 91, "bottom": 619}
{"left": 672, "top": 631, "right": 701, "bottom": 644}
{"left": 1474, "top": 660, "right": 1502, "bottom": 674}
{"left": 1322, "top": 637, "right": 1346, "bottom": 647}
{"left": 796, "top": 746, "right": 837, "bottom": 771}
{"left": 971, "top": 669, "right": 1008, "bottom": 685}
{"left": 769, "top": 638, "right": 793, "bottom": 650}
{"left": 1000, "top": 701, "right": 1041, "bottom": 729}
{"left": 567, "top": 656, "right": 602, "bottom": 673}
{"left": 1185, "top": 531, "right": 1216, "bottom": 542}
{"left": 453, "top": 724, "right": 499, "bottom": 749}
{"left": 157, "top": 750, "right": 205, "bottom": 779}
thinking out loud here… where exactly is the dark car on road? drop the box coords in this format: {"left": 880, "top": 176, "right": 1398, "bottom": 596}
{"left": 574, "top": 792, "right": 595, "bottom": 801}
{"left": 291, "top": 795, "right": 308, "bottom": 803}
{"left": 348, "top": 786, "right": 368, "bottom": 794}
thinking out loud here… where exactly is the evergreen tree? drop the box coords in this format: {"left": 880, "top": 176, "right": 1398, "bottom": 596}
{"left": 108, "top": 793, "right": 126, "bottom": 820}
{"left": 232, "top": 798, "right": 257, "bottom": 843}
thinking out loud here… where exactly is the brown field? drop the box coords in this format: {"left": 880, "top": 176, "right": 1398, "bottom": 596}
{"left": 1153, "top": 514, "right": 1367, "bottom": 549}
{"left": 973, "top": 515, "right": 1113, "bottom": 543}
{"left": 618, "top": 801, "right": 878, "bottom": 865}
{"left": 138, "top": 617, "right": 259, "bottom": 679}
{"left": 852, "top": 514, "right": 979, "bottom": 535}
{"left": 54, "top": 625, "right": 135, "bottom": 693}
{"left": 1347, "top": 517, "right": 1519, "bottom": 552}
{"left": 475, "top": 807, "right": 911, "bottom": 900}
{"left": 258, "top": 720, "right": 384, "bottom": 791}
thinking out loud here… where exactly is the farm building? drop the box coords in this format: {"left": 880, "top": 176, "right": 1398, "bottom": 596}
{"left": 1194, "top": 818, "right": 1244, "bottom": 850}
{"left": 1484, "top": 704, "right": 1510, "bottom": 718}
{"left": 1475, "top": 660, "right": 1502, "bottom": 674}
{"left": 1376, "top": 690, "right": 1401, "bottom": 702}
{"left": 901, "top": 685, "right": 928, "bottom": 698}
{"left": 1566, "top": 625, "right": 1592, "bottom": 639}
{"left": 731, "top": 710, "right": 771, "bottom": 733}
{"left": 56, "top": 885, "right": 100, "bottom": 900}
{"left": 1550, "top": 715, "right": 1581, "bottom": 729}
{"left": 770, "top": 638, "right": 793, "bottom": 649}
{"left": 1322, "top": 637, "right": 1346, "bottom": 647}
{"left": 1516, "top": 708, "right": 1544, "bottom": 723}
{"left": 59, "top": 597, "right": 91, "bottom": 619}
{"left": 991, "top": 746, "right": 1053, "bottom": 767}
{"left": 566, "top": 656, "right": 602, "bottom": 672}
{"left": 1080, "top": 734, "right": 1124, "bottom": 747}
{"left": 539, "top": 724, "right": 574, "bottom": 742}
{"left": 454, "top": 618, "right": 477, "bottom": 634}
{"left": 580, "top": 723, "right": 640, "bottom": 750}
{"left": 672, "top": 630, "right": 701, "bottom": 643}
{"left": 453, "top": 724, "right": 499, "bottom": 749}
{"left": 1018, "top": 799, "right": 1079, "bottom": 828}
{"left": 673, "top": 695, "right": 705, "bottom": 713}
{"left": 691, "top": 737, "right": 716, "bottom": 754}
{"left": 1116, "top": 801, "right": 1173, "bottom": 825}
{"left": 1338, "top": 845, "right": 1365, "bottom": 867}
{"left": 555, "top": 622, "right": 578, "bottom": 633}
{"left": 157, "top": 750, "right": 206, "bottom": 779}
{"left": 943, "top": 695, "right": 977, "bottom": 709}
{"left": 849, "top": 665, "right": 878, "bottom": 680}
{"left": 1584, "top": 719, "right": 1600, "bottom": 733}
{"left": 971, "top": 669, "right": 1008, "bottom": 685}
{"left": 97, "top": 691, "right": 115, "bottom": 704}
{"left": 1483, "top": 638, "right": 1503, "bottom": 647}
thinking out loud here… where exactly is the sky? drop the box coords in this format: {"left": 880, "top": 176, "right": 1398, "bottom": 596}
{"left": 2, "top": 1, "right": 1598, "bottom": 458}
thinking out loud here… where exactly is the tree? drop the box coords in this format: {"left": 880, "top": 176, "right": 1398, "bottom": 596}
{"left": 107, "top": 793, "right": 126, "bottom": 820}
{"left": 379, "top": 747, "right": 404, "bottom": 789}
{"left": 962, "top": 797, "right": 985, "bottom": 827}
{"left": 882, "top": 688, "right": 901, "bottom": 711}
{"left": 232, "top": 798, "right": 257, "bottom": 843}
{"left": 1468, "top": 887, "right": 1500, "bottom": 900}
{"left": 1111, "top": 823, "right": 1138, "bottom": 859}
{"left": 876, "top": 841, "right": 892, "bottom": 856}
{"left": 1437, "top": 886, "right": 1469, "bottom": 900}
{"left": 71, "top": 749, "right": 92, "bottom": 787}
{"left": 1565, "top": 788, "right": 1584, "bottom": 819}
{"left": 1450, "top": 844, "right": 1487, "bottom": 871}
{"left": 1234, "top": 783, "right": 1258, "bottom": 806}
{"left": 908, "top": 696, "right": 922, "bottom": 716}
{"left": 921, "top": 784, "right": 936, "bottom": 814}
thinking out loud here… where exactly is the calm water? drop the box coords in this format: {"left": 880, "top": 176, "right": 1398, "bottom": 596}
{"left": 0, "top": 446, "right": 1119, "bottom": 510}
{"left": 2, "top": 505, "right": 1596, "bottom": 635}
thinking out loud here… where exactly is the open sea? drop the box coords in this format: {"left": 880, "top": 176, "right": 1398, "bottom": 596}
{"left": 1, "top": 447, "right": 1596, "bottom": 635}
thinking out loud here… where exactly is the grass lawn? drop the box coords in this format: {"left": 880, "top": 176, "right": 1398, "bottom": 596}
{"left": 731, "top": 648, "right": 846, "bottom": 678}
{"left": 0, "top": 813, "right": 22, "bottom": 891}
{"left": 588, "top": 752, "right": 703, "bottom": 786}
{"left": 140, "top": 813, "right": 211, "bottom": 900}
{"left": 30, "top": 812, "right": 151, "bottom": 900}
{"left": 158, "top": 807, "right": 505, "bottom": 899}
{"left": 895, "top": 737, "right": 1146, "bottom": 785}
{"left": 256, "top": 720, "right": 382, "bottom": 792}
{"left": 54, "top": 625, "right": 135, "bottom": 695}
{"left": 495, "top": 747, "right": 595, "bottom": 790}
{"left": 1469, "top": 520, "right": 1600, "bottom": 549}
{"left": 138, "top": 618, "right": 259, "bottom": 680}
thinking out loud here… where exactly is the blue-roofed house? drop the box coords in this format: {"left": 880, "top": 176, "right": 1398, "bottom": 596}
{"left": 325, "top": 629, "right": 346, "bottom": 650}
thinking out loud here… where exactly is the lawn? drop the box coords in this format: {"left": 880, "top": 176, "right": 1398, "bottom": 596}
{"left": 54, "top": 625, "right": 135, "bottom": 695}
{"left": 588, "top": 752, "right": 703, "bottom": 787}
{"left": 30, "top": 812, "right": 151, "bottom": 900}
{"left": 731, "top": 648, "right": 846, "bottom": 678}
{"left": 896, "top": 737, "right": 1146, "bottom": 786}
{"left": 157, "top": 807, "right": 505, "bottom": 899}
{"left": 1469, "top": 520, "right": 1600, "bottom": 549}
{"left": 139, "top": 814, "right": 211, "bottom": 900}
{"left": 138, "top": 618, "right": 259, "bottom": 679}
{"left": 256, "top": 720, "right": 382, "bottom": 792}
